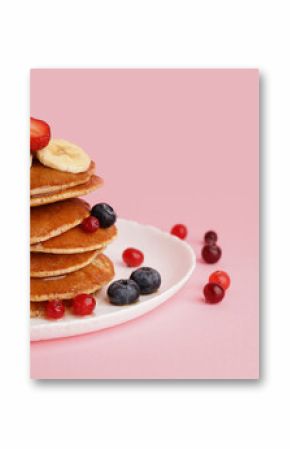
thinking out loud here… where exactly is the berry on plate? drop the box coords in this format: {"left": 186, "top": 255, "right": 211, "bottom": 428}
{"left": 171, "top": 224, "right": 188, "bottom": 240}
{"left": 201, "top": 244, "right": 222, "bottom": 263}
{"left": 130, "top": 267, "right": 161, "bottom": 295}
{"left": 45, "top": 300, "right": 65, "bottom": 319}
{"left": 203, "top": 283, "right": 225, "bottom": 304}
{"left": 91, "top": 203, "right": 117, "bottom": 228}
{"left": 204, "top": 230, "right": 218, "bottom": 245}
{"left": 80, "top": 216, "right": 100, "bottom": 233}
{"left": 209, "top": 271, "right": 231, "bottom": 290}
{"left": 30, "top": 117, "right": 51, "bottom": 152}
{"left": 107, "top": 279, "right": 140, "bottom": 305}
{"left": 122, "top": 248, "right": 144, "bottom": 267}
{"left": 72, "top": 294, "right": 96, "bottom": 316}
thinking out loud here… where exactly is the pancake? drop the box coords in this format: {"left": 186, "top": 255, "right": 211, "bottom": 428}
{"left": 30, "top": 160, "right": 96, "bottom": 195}
{"left": 30, "top": 300, "right": 47, "bottom": 318}
{"left": 30, "top": 175, "right": 103, "bottom": 207}
{"left": 30, "top": 254, "right": 114, "bottom": 301}
{"left": 30, "top": 250, "right": 99, "bottom": 277}
{"left": 30, "top": 198, "right": 90, "bottom": 244}
{"left": 30, "top": 224, "right": 117, "bottom": 254}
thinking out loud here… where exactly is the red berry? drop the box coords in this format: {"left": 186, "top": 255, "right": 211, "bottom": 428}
{"left": 122, "top": 248, "right": 144, "bottom": 267}
{"left": 80, "top": 216, "right": 100, "bottom": 233}
{"left": 30, "top": 117, "right": 51, "bottom": 152}
{"left": 45, "top": 300, "right": 65, "bottom": 319}
{"left": 203, "top": 283, "right": 225, "bottom": 304}
{"left": 204, "top": 230, "right": 218, "bottom": 244}
{"left": 209, "top": 271, "right": 231, "bottom": 290}
{"left": 202, "top": 244, "right": 222, "bottom": 263}
{"left": 171, "top": 224, "right": 188, "bottom": 240}
{"left": 72, "top": 294, "right": 96, "bottom": 316}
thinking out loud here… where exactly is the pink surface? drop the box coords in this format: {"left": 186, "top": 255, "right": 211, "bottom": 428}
{"left": 30, "top": 69, "right": 259, "bottom": 379}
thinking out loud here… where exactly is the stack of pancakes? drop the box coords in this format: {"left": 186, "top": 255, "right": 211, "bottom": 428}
{"left": 30, "top": 160, "right": 117, "bottom": 318}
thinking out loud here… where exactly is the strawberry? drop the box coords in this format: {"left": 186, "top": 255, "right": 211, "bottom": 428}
{"left": 30, "top": 117, "right": 51, "bottom": 152}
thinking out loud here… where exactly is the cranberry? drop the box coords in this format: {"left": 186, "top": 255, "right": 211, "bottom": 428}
{"left": 203, "top": 283, "right": 225, "bottom": 304}
{"left": 202, "top": 244, "right": 222, "bottom": 263}
{"left": 72, "top": 293, "right": 96, "bottom": 316}
{"left": 80, "top": 216, "right": 100, "bottom": 233}
{"left": 45, "top": 300, "right": 65, "bottom": 319}
{"left": 209, "top": 271, "right": 231, "bottom": 290}
{"left": 122, "top": 248, "right": 144, "bottom": 267}
{"left": 204, "top": 230, "right": 218, "bottom": 244}
{"left": 171, "top": 224, "right": 188, "bottom": 240}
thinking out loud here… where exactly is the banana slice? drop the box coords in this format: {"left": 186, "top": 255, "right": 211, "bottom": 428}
{"left": 36, "top": 139, "right": 91, "bottom": 174}
{"left": 30, "top": 154, "right": 33, "bottom": 167}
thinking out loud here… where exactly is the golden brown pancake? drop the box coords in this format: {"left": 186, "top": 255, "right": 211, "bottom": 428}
{"left": 30, "top": 224, "right": 117, "bottom": 254}
{"left": 30, "top": 160, "right": 96, "bottom": 195}
{"left": 30, "top": 250, "right": 99, "bottom": 277}
{"left": 30, "top": 175, "right": 103, "bottom": 207}
{"left": 30, "top": 300, "right": 47, "bottom": 318}
{"left": 30, "top": 254, "right": 114, "bottom": 301}
{"left": 30, "top": 198, "right": 90, "bottom": 244}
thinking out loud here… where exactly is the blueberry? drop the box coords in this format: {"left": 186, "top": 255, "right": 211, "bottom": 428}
{"left": 107, "top": 279, "right": 140, "bottom": 305}
{"left": 91, "top": 203, "right": 117, "bottom": 228}
{"left": 130, "top": 267, "right": 161, "bottom": 295}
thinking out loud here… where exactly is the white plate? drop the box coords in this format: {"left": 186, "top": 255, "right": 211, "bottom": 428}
{"left": 30, "top": 219, "right": 196, "bottom": 341}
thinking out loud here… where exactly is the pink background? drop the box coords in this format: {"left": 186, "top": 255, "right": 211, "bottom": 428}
{"left": 30, "top": 69, "right": 259, "bottom": 379}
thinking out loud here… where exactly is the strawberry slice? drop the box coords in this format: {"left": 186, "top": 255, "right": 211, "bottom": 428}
{"left": 30, "top": 117, "right": 51, "bottom": 152}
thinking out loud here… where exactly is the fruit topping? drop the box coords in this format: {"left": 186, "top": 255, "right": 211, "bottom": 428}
{"left": 107, "top": 280, "right": 140, "bottom": 305}
{"left": 203, "top": 283, "right": 225, "bottom": 304}
{"left": 130, "top": 267, "right": 161, "bottom": 295}
{"left": 209, "top": 271, "right": 231, "bottom": 290}
{"left": 204, "top": 230, "right": 218, "bottom": 245}
{"left": 201, "top": 244, "right": 222, "bottom": 263}
{"left": 171, "top": 224, "right": 188, "bottom": 240}
{"left": 91, "top": 203, "right": 117, "bottom": 228}
{"left": 122, "top": 248, "right": 144, "bottom": 267}
{"left": 72, "top": 294, "right": 96, "bottom": 316}
{"left": 45, "top": 300, "right": 65, "bottom": 319}
{"left": 36, "top": 139, "right": 91, "bottom": 173}
{"left": 30, "top": 117, "right": 51, "bottom": 152}
{"left": 80, "top": 216, "right": 100, "bottom": 233}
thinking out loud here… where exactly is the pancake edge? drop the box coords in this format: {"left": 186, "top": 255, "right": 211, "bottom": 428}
{"left": 30, "top": 249, "right": 100, "bottom": 278}
{"left": 30, "top": 227, "right": 117, "bottom": 254}
{"left": 30, "top": 161, "right": 96, "bottom": 195}
{"left": 30, "top": 255, "right": 114, "bottom": 301}
{"left": 30, "top": 175, "right": 103, "bottom": 207}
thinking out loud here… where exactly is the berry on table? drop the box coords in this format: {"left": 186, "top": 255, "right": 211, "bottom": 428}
{"left": 72, "top": 294, "right": 96, "bottom": 316}
{"left": 30, "top": 117, "right": 51, "bottom": 152}
{"left": 107, "top": 279, "right": 140, "bottom": 305}
{"left": 45, "top": 300, "right": 65, "bottom": 319}
{"left": 91, "top": 203, "right": 117, "bottom": 228}
{"left": 130, "top": 267, "right": 161, "bottom": 295}
{"left": 122, "top": 247, "right": 144, "bottom": 267}
{"left": 201, "top": 244, "right": 222, "bottom": 263}
{"left": 171, "top": 224, "right": 188, "bottom": 240}
{"left": 209, "top": 271, "right": 231, "bottom": 290}
{"left": 203, "top": 283, "right": 225, "bottom": 304}
{"left": 80, "top": 216, "right": 100, "bottom": 233}
{"left": 204, "top": 230, "right": 218, "bottom": 245}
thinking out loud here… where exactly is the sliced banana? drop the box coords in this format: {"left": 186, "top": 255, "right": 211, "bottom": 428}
{"left": 36, "top": 139, "right": 91, "bottom": 174}
{"left": 30, "top": 154, "right": 33, "bottom": 167}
